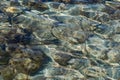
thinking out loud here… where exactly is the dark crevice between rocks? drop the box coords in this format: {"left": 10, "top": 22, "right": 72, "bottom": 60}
{"left": 40, "top": 39, "right": 62, "bottom": 45}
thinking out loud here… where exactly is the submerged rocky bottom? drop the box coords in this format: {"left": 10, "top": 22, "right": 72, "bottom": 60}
{"left": 0, "top": 0, "right": 120, "bottom": 80}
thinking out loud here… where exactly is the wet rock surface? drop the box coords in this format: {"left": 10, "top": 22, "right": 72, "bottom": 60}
{"left": 0, "top": 0, "right": 120, "bottom": 80}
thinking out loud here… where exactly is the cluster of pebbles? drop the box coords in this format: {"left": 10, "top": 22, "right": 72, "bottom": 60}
{"left": 0, "top": 0, "right": 120, "bottom": 80}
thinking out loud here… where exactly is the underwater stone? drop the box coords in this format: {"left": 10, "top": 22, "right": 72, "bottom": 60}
{"left": 112, "top": 34, "right": 120, "bottom": 42}
{"left": 86, "top": 35, "right": 108, "bottom": 58}
{"left": 83, "top": 66, "right": 106, "bottom": 78}
{"left": 107, "top": 49, "right": 120, "bottom": 63}
{"left": 52, "top": 23, "right": 88, "bottom": 44}
{"left": 0, "top": 13, "right": 8, "bottom": 22}
{"left": 49, "top": 2, "right": 66, "bottom": 10}
{"left": 13, "top": 73, "right": 31, "bottom": 80}
{"left": 106, "top": 66, "right": 120, "bottom": 79}
{"left": 53, "top": 51, "right": 72, "bottom": 66}
{"left": 68, "top": 58, "right": 91, "bottom": 70}
{"left": 44, "top": 66, "right": 85, "bottom": 79}
{"left": 10, "top": 0, "right": 21, "bottom": 6}
{"left": 0, "top": 66, "right": 16, "bottom": 80}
